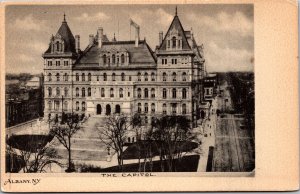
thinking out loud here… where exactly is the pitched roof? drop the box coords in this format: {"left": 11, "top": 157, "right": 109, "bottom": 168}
{"left": 44, "top": 20, "right": 76, "bottom": 54}
{"left": 158, "top": 15, "right": 191, "bottom": 51}
{"left": 74, "top": 40, "right": 156, "bottom": 69}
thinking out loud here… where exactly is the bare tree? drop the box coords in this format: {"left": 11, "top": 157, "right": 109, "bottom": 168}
{"left": 50, "top": 113, "right": 81, "bottom": 172}
{"left": 151, "top": 115, "right": 191, "bottom": 172}
{"left": 6, "top": 135, "right": 61, "bottom": 173}
{"left": 97, "top": 114, "right": 130, "bottom": 171}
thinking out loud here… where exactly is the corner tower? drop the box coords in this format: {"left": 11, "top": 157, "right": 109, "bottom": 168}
{"left": 42, "top": 14, "right": 79, "bottom": 119}
{"left": 156, "top": 7, "right": 204, "bottom": 127}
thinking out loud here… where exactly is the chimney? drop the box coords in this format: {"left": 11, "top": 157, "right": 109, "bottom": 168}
{"left": 89, "top": 34, "right": 94, "bottom": 46}
{"left": 135, "top": 26, "right": 140, "bottom": 47}
{"left": 75, "top": 35, "right": 80, "bottom": 53}
{"left": 159, "top": 31, "right": 163, "bottom": 45}
{"left": 97, "top": 27, "right": 103, "bottom": 48}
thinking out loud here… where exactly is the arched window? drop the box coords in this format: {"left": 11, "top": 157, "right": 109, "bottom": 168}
{"left": 182, "top": 72, "right": 187, "bottom": 81}
{"left": 121, "top": 54, "right": 125, "bottom": 64}
{"left": 137, "top": 72, "right": 141, "bottom": 81}
{"left": 144, "top": 103, "right": 148, "bottom": 113}
{"left": 54, "top": 101, "right": 60, "bottom": 111}
{"left": 82, "top": 88, "right": 86, "bottom": 97}
{"left": 151, "top": 103, "right": 155, "bottom": 113}
{"left": 172, "top": 88, "right": 177, "bottom": 99}
{"left": 172, "top": 36, "right": 176, "bottom": 48}
{"left": 64, "top": 73, "right": 68, "bottom": 81}
{"left": 63, "top": 101, "right": 68, "bottom": 111}
{"left": 48, "top": 101, "right": 52, "bottom": 110}
{"left": 103, "top": 54, "right": 107, "bottom": 64}
{"left": 144, "top": 116, "right": 148, "bottom": 124}
{"left": 119, "top": 88, "right": 123, "bottom": 98}
{"left": 172, "top": 103, "right": 177, "bottom": 114}
{"left": 82, "top": 102, "right": 86, "bottom": 111}
{"left": 163, "top": 88, "right": 167, "bottom": 99}
{"left": 101, "top": 88, "right": 105, "bottom": 97}
{"left": 112, "top": 73, "right": 116, "bottom": 81}
{"left": 88, "top": 87, "right": 91, "bottom": 97}
{"left": 76, "top": 73, "right": 79, "bottom": 81}
{"left": 137, "top": 88, "right": 142, "bottom": 98}
{"left": 144, "top": 88, "right": 149, "bottom": 98}
{"left": 64, "top": 87, "right": 68, "bottom": 97}
{"left": 103, "top": 73, "right": 107, "bottom": 81}
{"left": 117, "top": 55, "right": 120, "bottom": 64}
{"left": 162, "top": 103, "right": 167, "bottom": 114}
{"left": 48, "top": 87, "right": 52, "bottom": 97}
{"left": 163, "top": 72, "right": 167, "bottom": 81}
{"left": 56, "top": 87, "right": 60, "bottom": 96}
{"left": 112, "top": 54, "right": 116, "bottom": 64}
{"left": 82, "top": 73, "right": 85, "bottom": 81}
{"left": 110, "top": 88, "right": 114, "bottom": 97}
{"left": 88, "top": 73, "right": 91, "bottom": 81}
{"left": 151, "top": 72, "right": 155, "bottom": 81}
{"left": 138, "top": 103, "right": 141, "bottom": 113}
{"left": 48, "top": 73, "right": 52, "bottom": 81}
{"left": 182, "top": 104, "right": 187, "bottom": 114}
{"left": 56, "top": 73, "right": 60, "bottom": 81}
{"left": 76, "top": 101, "right": 79, "bottom": 111}
{"left": 56, "top": 41, "right": 60, "bottom": 51}
{"left": 121, "top": 73, "right": 125, "bottom": 81}
{"left": 76, "top": 87, "right": 79, "bottom": 97}
{"left": 107, "top": 55, "right": 110, "bottom": 65}
{"left": 182, "top": 88, "right": 187, "bottom": 99}
{"left": 151, "top": 88, "right": 155, "bottom": 98}
{"left": 172, "top": 72, "right": 177, "bottom": 81}
{"left": 144, "top": 72, "right": 148, "bottom": 81}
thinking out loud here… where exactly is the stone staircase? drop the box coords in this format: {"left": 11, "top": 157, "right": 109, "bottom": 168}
{"left": 53, "top": 116, "right": 113, "bottom": 162}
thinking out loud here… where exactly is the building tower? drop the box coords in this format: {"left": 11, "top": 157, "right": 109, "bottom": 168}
{"left": 42, "top": 14, "right": 79, "bottom": 119}
{"left": 155, "top": 7, "right": 205, "bottom": 126}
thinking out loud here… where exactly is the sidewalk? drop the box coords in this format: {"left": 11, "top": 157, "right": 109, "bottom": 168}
{"left": 195, "top": 97, "right": 218, "bottom": 172}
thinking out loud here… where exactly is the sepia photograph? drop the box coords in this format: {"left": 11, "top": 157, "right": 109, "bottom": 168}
{"left": 4, "top": 4, "right": 255, "bottom": 174}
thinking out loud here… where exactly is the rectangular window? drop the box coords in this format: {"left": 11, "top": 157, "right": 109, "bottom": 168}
{"left": 64, "top": 61, "right": 68, "bottom": 66}
{"left": 56, "top": 61, "right": 60, "bottom": 66}
{"left": 48, "top": 61, "right": 52, "bottom": 66}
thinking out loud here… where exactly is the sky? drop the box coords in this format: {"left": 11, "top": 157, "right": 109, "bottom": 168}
{"left": 5, "top": 4, "right": 253, "bottom": 74}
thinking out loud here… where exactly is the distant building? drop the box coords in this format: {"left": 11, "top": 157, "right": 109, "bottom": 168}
{"left": 26, "top": 76, "right": 42, "bottom": 89}
{"left": 203, "top": 73, "right": 217, "bottom": 102}
{"left": 43, "top": 8, "right": 207, "bottom": 129}
{"left": 5, "top": 89, "right": 44, "bottom": 127}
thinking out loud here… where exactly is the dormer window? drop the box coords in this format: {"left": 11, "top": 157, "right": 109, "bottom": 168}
{"left": 172, "top": 36, "right": 176, "bottom": 48}
{"left": 121, "top": 54, "right": 125, "bottom": 64}
{"left": 56, "top": 41, "right": 60, "bottom": 51}
{"left": 103, "top": 54, "right": 107, "bottom": 65}
{"left": 112, "top": 54, "right": 116, "bottom": 64}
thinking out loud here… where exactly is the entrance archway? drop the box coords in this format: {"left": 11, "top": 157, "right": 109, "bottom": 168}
{"left": 96, "top": 104, "right": 102, "bottom": 115}
{"left": 106, "top": 104, "right": 111, "bottom": 115}
{"left": 115, "top": 104, "right": 121, "bottom": 114}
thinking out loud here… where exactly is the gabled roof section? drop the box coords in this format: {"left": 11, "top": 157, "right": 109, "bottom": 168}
{"left": 44, "top": 16, "right": 76, "bottom": 54}
{"left": 74, "top": 40, "right": 156, "bottom": 69}
{"left": 158, "top": 15, "right": 191, "bottom": 51}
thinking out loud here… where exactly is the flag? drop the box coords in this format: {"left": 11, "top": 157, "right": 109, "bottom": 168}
{"left": 130, "top": 19, "right": 139, "bottom": 28}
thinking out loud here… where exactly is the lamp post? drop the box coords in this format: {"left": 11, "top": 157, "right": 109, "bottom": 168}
{"left": 61, "top": 95, "right": 64, "bottom": 124}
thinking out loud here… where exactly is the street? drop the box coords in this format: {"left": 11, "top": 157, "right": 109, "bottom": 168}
{"left": 212, "top": 81, "right": 255, "bottom": 172}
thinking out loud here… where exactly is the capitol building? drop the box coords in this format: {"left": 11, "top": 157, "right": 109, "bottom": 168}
{"left": 43, "top": 8, "right": 207, "bottom": 127}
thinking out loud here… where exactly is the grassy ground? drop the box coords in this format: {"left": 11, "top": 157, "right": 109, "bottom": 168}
{"left": 80, "top": 155, "right": 200, "bottom": 172}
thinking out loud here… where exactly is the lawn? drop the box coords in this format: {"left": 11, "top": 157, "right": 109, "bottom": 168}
{"left": 122, "top": 140, "right": 198, "bottom": 160}
{"left": 80, "top": 155, "right": 200, "bottom": 172}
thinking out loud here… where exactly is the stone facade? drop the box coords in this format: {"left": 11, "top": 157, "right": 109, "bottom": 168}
{"left": 43, "top": 10, "right": 206, "bottom": 126}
